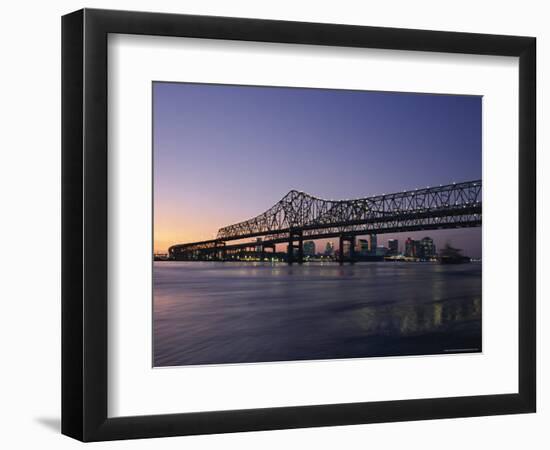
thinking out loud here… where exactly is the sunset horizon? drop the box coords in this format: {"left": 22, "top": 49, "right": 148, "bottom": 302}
{"left": 153, "top": 81, "right": 481, "bottom": 257}
{"left": 153, "top": 80, "right": 483, "bottom": 368}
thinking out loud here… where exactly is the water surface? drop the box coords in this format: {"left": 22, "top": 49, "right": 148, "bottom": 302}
{"left": 153, "top": 262, "right": 481, "bottom": 367}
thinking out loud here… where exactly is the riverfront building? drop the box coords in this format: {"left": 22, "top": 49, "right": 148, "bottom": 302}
{"left": 405, "top": 237, "right": 416, "bottom": 257}
{"left": 358, "top": 239, "right": 370, "bottom": 256}
{"left": 324, "top": 241, "right": 335, "bottom": 256}
{"left": 303, "top": 241, "right": 316, "bottom": 257}
{"left": 388, "top": 239, "right": 398, "bottom": 256}
{"left": 405, "top": 236, "right": 436, "bottom": 260}
{"left": 419, "top": 237, "right": 436, "bottom": 259}
{"left": 369, "top": 234, "right": 377, "bottom": 252}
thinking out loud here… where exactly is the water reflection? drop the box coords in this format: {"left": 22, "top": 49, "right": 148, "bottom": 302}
{"left": 153, "top": 262, "right": 482, "bottom": 366}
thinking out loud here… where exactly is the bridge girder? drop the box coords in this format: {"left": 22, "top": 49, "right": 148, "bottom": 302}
{"left": 168, "top": 180, "right": 481, "bottom": 260}
{"left": 216, "top": 180, "right": 481, "bottom": 241}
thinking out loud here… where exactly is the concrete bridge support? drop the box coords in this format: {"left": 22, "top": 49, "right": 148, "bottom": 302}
{"left": 217, "top": 241, "right": 226, "bottom": 261}
{"left": 287, "top": 229, "right": 304, "bottom": 265}
{"left": 262, "top": 243, "right": 276, "bottom": 261}
{"left": 339, "top": 234, "right": 356, "bottom": 265}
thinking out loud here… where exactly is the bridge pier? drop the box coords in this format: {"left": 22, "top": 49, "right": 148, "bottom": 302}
{"left": 339, "top": 234, "right": 356, "bottom": 265}
{"left": 349, "top": 235, "right": 356, "bottom": 264}
{"left": 287, "top": 229, "right": 304, "bottom": 265}
{"left": 217, "top": 241, "right": 226, "bottom": 261}
{"left": 262, "top": 243, "right": 276, "bottom": 261}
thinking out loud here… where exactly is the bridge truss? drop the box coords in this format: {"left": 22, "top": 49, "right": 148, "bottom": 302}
{"left": 168, "top": 180, "right": 481, "bottom": 264}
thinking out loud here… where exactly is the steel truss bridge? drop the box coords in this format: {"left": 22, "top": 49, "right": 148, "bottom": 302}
{"left": 168, "top": 180, "right": 482, "bottom": 264}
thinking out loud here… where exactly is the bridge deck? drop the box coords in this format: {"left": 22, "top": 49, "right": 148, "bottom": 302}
{"left": 168, "top": 180, "right": 481, "bottom": 260}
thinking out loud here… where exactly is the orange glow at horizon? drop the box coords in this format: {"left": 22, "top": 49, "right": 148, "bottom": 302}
{"left": 154, "top": 219, "right": 219, "bottom": 254}
{"left": 154, "top": 199, "right": 242, "bottom": 253}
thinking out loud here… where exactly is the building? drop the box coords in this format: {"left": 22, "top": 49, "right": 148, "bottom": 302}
{"left": 405, "top": 236, "right": 436, "bottom": 259}
{"left": 303, "top": 241, "right": 316, "bottom": 257}
{"left": 369, "top": 234, "right": 377, "bottom": 252}
{"left": 405, "top": 238, "right": 422, "bottom": 258}
{"left": 388, "top": 239, "right": 398, "bottom": 256}
{"left": 375, "top": 246, "right": 388, "bottom": 257}
{"left": 405, "top": 237, "right": 415, "bottom": 257}
{"left": 419, "top": 237, "right": 436, "bottom": 259}
{"left": 324, "top": 241, "right": 335, "bottom": 256}
{"left": 357, "top": 239, "right": 370, "bottom": 256}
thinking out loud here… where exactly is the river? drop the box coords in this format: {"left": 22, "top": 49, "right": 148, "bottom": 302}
{"left": 153, "top": 261, "right": 481, "bottom": 367}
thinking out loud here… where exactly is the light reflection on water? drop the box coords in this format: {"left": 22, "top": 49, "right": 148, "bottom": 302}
{"left": 153, "top": 262, "right": 481, "bottom": 367}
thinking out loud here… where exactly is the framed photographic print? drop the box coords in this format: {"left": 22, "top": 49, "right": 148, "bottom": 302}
{"left": 62, "top": 8, "right": 536, "bottom": 441}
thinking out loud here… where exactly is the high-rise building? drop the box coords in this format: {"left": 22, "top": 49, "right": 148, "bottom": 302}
{"left": 415, "top": 241, "right": 423, "bottom": 258}
{"left": 405, "top": 238, "right": 422, "bottom": 258}
{"left": 369, "top": 234, "right": 377, "bottom": 252}
{"left": 405, "top": 237, "right": 415, "bottom": 257}
{"left": 324, "top": 241, "right": 335, "bottom": 256}
{"left": 419, "top": 237, "right": 436, "bottom": 259}
{"left": 303, "top": 241, "right": 316, "bottom": 257}
{"left": 405, "top": 237, "right": 436, "bottom": 259}
{"left": 388, "top": 239, "right": 398, "bottom": 256}
{"left": 358, "top": 239, "right": 369, "bottom": 255}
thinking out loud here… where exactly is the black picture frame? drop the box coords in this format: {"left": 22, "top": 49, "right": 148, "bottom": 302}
{"left": 62, "top": 8, "right": 536, "bottom": 442}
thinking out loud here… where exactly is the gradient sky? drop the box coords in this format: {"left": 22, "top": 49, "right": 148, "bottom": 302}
{"left": 153, "top": 82, "right": 482, "bottom": 257}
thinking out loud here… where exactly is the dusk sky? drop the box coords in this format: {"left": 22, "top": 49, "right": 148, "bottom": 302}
{"left": 153, "top": 82, "right": 482, "bottom": 257}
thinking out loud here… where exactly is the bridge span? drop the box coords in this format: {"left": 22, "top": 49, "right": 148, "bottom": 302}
{"left": 168, "top": 180, "right": 481, "bottom": 264}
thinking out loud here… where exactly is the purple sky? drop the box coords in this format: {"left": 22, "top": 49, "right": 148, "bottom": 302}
{"left": 153, "top": 82, "right": 482, "bottom": 257}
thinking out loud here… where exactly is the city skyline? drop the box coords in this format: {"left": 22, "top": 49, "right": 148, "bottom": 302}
{"left": 154, "top": 82, "right": 482, "bottom": 257}
{"left": 284, "top": 235, "right": 453, "bottom": 258}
